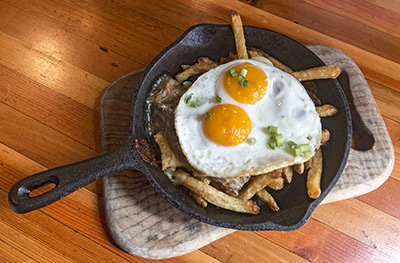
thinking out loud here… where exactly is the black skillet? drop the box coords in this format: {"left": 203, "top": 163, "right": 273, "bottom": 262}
{"left": 9, "top": 24, "right": 352, "bottom": 231}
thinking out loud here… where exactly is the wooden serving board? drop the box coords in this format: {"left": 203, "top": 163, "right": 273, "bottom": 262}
{"left": 99, "top": 45, "right": 394, "bottom": 259}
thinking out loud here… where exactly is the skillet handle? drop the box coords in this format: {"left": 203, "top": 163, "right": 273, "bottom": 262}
{"left": 8, "top": 136, "right": 144, "bottom": 214}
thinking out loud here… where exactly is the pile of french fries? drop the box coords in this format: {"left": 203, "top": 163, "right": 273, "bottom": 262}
{"left": 153, "top": 11, "right": 340, "bottom": 214}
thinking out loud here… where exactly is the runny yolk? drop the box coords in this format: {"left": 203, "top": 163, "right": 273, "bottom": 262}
{"left": 203, "top": 104, "right": 252, "bottom": 146}
{"left": 224, "top": 62, "right": 268, "bottom": 104}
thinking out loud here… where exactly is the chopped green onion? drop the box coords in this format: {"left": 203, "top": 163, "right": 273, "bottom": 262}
{"left": 240, "top": 68, "right": 248, "bottom": 77}
{"left": 248, "top": 137, "right": 257, "bottom": 145}
{"left": 238, "top": 75, "right": 245, "bottom": 86}
{"left": 205, "top": 112, "right": 213, "bottom": 120}
{"left": 242, "top": 79, "right": 249, "bottom": 88}
{"left": 287, "top": 140, "right": 297, "bottom": 149}
{"left": 268, "top": 126, "right": 278, "bottom": 135}
{"left": 185, "top": 93, "right": 200, "bottom": 107}
{"left": 182, "top": 81, "right": 192, "bottom": 89}
{"left": 185, "top": 93, "right": 193, "bottom": 104}
{"left": 275, "top": 133, "right": 283, "bottom": 147}
{"left": 215, "top": 95, "right": 222, "bottom": 103}
{"left": 299, "top": 144, "right": 311, "bottom": 153}
{"left": 229, "top": 68, "right": 237, "bottom": 77}
{"left": 293, "top": 147, "right": 303, "bottom": 157}
{"left": 268, "top": 136, "right": 277, "bottom": 150}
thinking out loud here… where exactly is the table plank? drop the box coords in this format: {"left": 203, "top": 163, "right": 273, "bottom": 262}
{"left": 258, "top": 218, "right": 396, "bottom": 263}
{"left": 313, "top": 198, "right": 400, "bottom": 260}
{"left": 240, "top": 0, "right": 400, "bottom": 64}
{"left": 304, "top": 0, "right": 400, "bottom": 37}
{"left": 0, "top": 1, "right": 144, "bottom": 83}
{"left": 0, "top": 65, "right": 100, "bottom": 151}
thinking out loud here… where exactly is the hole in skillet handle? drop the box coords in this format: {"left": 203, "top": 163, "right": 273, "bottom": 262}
{"left": 8, "top": 136, "right": 148, "bottom": 214}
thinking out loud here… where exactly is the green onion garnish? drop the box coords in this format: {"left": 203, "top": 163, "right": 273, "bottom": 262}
{"left": 268, "top": 136, "right": 277, "bottom": 150}
{"left": 275, "top": 134, "right": 283, "bottom": 147}
{"left": 240, "top": 68, "right": 248, "bottom": 77}
{"left": 238, "top": 75, "right": 245, "bottom": 86}
{"left": 299, "top": 144, "right": 311, "bottom": 153}
{"left": 293, "top": 147, "right": 303, "bottom": 157}
{"left": 287, "top": 140, "right": 297, "bottom": 149}
{"left": 268, "top": 126, "right": 278, "bottom": 135}
{"left": 242, "top": 79, "right": 249, "bottom": 88}
{"left": 248, "top": 137, "right": 257, "bottom": 145}
{"left": 205, "top": 112, "right": 213, "bottom": 120}
{"left": 229, "top": 68, "right": 237, "bottom": 77}
{"left": 215, "top": 95, "right": 222, "bottom": 103}
{"left": 185, "top": 93, "right": 200, "bottom": 107}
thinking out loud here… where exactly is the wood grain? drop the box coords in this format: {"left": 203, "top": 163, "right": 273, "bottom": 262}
{"left": 241, "top": 0, "right": 400, "bottom": 64}
{"left": 0, "top": 0, "right": 399, "bottom": 262}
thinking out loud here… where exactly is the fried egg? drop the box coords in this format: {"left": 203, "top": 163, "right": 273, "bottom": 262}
{"left": 175, "top": 59, "right": 321, "bottom": 178}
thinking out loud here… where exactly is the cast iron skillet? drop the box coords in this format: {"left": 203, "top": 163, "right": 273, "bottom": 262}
{"left": 9, "top": 24, "right": 352, "bottom": 231}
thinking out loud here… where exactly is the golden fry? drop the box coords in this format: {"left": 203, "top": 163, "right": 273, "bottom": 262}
{"left": 154, "top": 131, "right": 186, "bottom": 171}
{"left": 238, "top": 171, "right": 278, "bottom": 200}
{"left": 190, "top": 177, "right": 211, "bottom": 208}
{"left": 248, "top": 48, "right": 293, "bottom": 73}
{"left": 307, "top": 90, "right": 321, "bottom": 105}
{"left": 267, "top": 177, "right": 285, "bottom": 191}
{"left": 231, "top": 10, "right": 248, "bottom": 59}
{"left": 190, "top": 191, "right": 208, "bottom": 208}
{"left": 321, "top": 129, "right": 330, "bottom": 144}
{"left": 173, "top": 170, "right": 260, "bottom": 214}
{"left": 175, "top": 57, "right": 218, "bottom": 83}
{"left": 305, "top": 159, "right": 312, "bottom": 171}
{"left": 316, "top": 104, "right": 339, "bottom": 117}
{"left": 294, "top": 162, "right": 305, "bottom": 175}
{"left": 220, "top": 51, "right": 238, "bottom": 64}
{"left": 291, "top": 66, "right": 341, "bottom": 81}
{"left": 307, "top": 148, "right": 323, "bottom": 199}
{"left": 282, "top": 166, "right": 293, "bottom": 183}
{"left": 256, "top": 189, "right": 280, "bottom": 211}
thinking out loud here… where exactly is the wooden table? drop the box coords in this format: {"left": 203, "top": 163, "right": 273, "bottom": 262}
{"left": 1, "top": 0, "right": 399, "bottom": 262}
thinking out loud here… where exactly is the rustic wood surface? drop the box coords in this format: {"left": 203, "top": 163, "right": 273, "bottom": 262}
{"left": 1, "top": 0, "right": 399, "bottom": 262}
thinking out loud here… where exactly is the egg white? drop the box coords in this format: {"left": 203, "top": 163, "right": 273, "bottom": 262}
{"left": 175, "top": 59, "right": 321, "bottom": 178}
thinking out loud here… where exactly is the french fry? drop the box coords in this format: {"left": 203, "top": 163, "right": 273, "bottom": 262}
{"left": 267, "top": 177, "right": 285, "bottom": 191}
{"left": 282, "top": 166, "right": 293, "bottom": 183}
{"left": 154, "top": 131, "right": 187, "bottom": 171}
{"left": 307, "top": 148, "right": 323, "bottom": 199}
{"left": 190, "top": 177, "right": 211, "bottom": 208}
{"left": 248, "top": 48, "right": 293, "bottom": 73}
{"left": 291, "top": 66, "right": 341, "bottom": 81}
{"left": 321, "top": 129, "right": 330, "bottom": 144}
{"left": 173, "top": 170, "right": 260, "bottom": 214}
{"left": 190, "top": 191, "right": 208, "bottom": 208}
{"left": 316, "top": 104, "right": 339, "bottom": 117}
{"left": 305, "top": 159, "right": 312, "bottom": 170}
{"left": 175, "top": 57, "right": 218, "bottom": 83}
{"left": 231, "top": 10, "right": 248, "bottom": 59}
{"left": 256, "top": 189, "right": 280, "bottom": 211}
{"left": 294, "top": 162, "right": 305, "bottom": 175}
{"left": 238, "top": 170, "right": 279, "bottom": 200}
{"left": 220, "top": 51, "right": 238, "bottom": 64}
{"left": 307, "top": 90, "right": 321, "bottom": 105}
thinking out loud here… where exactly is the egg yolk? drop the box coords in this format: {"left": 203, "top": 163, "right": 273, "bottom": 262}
{"left": 224, "top": 62, "right": 268, "bottom": 104}
{"left": 203, "top": 104, "right": 252, "bottom": 146}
